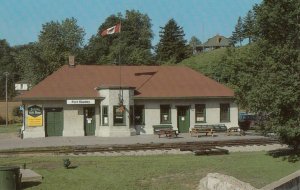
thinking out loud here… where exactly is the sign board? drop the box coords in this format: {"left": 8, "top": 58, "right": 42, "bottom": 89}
{"left": 196, "top": 117, "right": 205, "bottom": 122}
{"left": 27, "top": 105, "right": 43, "bottom": 127}
{"left": 67, "top": 99, "right": 95, "bottom": 105}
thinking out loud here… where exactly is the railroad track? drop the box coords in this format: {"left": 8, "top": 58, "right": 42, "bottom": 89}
{"left": 0, "top": 138, "right": 280, "bottom": 156}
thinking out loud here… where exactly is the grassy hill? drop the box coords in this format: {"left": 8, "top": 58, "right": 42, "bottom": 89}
{"left": 180, "top": 48, "right": 227, "bottom": 78}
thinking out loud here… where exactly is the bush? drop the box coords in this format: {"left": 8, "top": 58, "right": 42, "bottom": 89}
{"left": 12, "top": 106, "right": 22, "bottom": 117}
{"left": 0, "top": 116, "right": 5, "bottom": 125}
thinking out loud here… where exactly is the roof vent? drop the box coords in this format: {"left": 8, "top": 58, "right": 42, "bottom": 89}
{"left": 68, "top": 55, "right": 75, "bottom": 67}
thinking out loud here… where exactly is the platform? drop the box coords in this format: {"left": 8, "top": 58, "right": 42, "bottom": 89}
{"left": 20, "top": 169, "right": 42, "bottom": 182}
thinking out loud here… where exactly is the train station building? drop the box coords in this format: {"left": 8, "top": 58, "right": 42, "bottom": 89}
{"left": 18, "top": 61, "right": 238, "bottom": 138}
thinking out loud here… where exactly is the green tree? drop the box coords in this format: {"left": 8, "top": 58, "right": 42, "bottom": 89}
{"left": 255, "top": 0, "right": 300, "bottom": 48}
{"left": 85, "top": 10, "right": 153, "bottom": 65}
{"left": 230, "top": 17, "right": 244, "bottom": 46}
{"left": 0, "top": 39, "right": 19, "bottom": 99}
{"left": 39, "top": 17, "right": 85, "bottom": 74}
{"left": 14, "top": 43, "right": 46, "bottom": 85}
{"left": 156, "top": 19, "right": 189, "bottom": 63}
{"left": 223, "top": 0, "right": 300, "bottom": 149}
{"left": 242, "top": 10, "right": 255, "bottom": 44}
{"left": 189, "top": 36, "right": 201, "bottom": 55}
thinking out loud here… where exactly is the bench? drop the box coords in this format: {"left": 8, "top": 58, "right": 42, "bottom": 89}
{"left": 193, "top": 124, "right": 227, "bottom": 133}
{"left": 211, "top": 124, "right": 227, "bottom": 132}
{"left": 191, "top": 124, "right": 227, "bottom": 134}
{"left": 152, "top": 125, "right": 178, "bottom": 138}
{"left": 190, "top": 127, "right": 214, "bottom": 137}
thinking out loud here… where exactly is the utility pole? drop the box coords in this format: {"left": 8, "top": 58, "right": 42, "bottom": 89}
{"left": 4, "top": 72, "right": 9, "bottom": 128}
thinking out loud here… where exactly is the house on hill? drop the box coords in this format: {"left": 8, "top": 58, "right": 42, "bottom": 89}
{"left": 17, "top": 59, "right": 238, "bottom": 138}
{"left": 196, "top": 34, "right": 230, "bottom": 52}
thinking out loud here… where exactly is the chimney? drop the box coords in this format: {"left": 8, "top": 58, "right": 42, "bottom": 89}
{"left": 68, "top": 55, "right": 75, "bottom": 67}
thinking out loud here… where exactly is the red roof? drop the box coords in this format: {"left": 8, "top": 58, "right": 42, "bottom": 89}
{"left": 18, "top": 65, "right": 234, "bottom": 100}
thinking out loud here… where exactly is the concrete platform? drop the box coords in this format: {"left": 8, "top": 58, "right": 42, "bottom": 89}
{"left": 20, "top": 169, "right": 42, "bottom": 182}
{"left": 0, "top": 132, "right": 272, "bottom": 151}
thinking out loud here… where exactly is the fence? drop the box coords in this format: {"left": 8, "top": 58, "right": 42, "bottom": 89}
{"left": 0, "top": 101, "right": 22, "bottom": 124}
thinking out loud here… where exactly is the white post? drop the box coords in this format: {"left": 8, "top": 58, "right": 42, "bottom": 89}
{"left": 4, "top": 72, "right": 9, "bottom": 128}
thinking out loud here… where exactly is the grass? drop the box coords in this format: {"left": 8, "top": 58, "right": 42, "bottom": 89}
{"left": 2, "top": 152, "right": 300, "bottom": 190}
{"left": 0, "top": 123, "right": 21, "bottom": 133}
{"left": 180, "top": 48, "right": 227, "bottom": 76}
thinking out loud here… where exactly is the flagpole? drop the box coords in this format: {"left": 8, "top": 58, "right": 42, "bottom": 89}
{"left": 119, "top": 20, "right": 123, "bottom": 106}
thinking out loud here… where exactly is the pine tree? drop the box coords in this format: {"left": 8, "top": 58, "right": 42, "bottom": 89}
{"left": 231, "top": 17, "right": 244, "bottom": 46}
{"left": 243, "top": 10, "right": 255, "bottom": 44}
{"left": 156, "top": 19, "right": 189, "bottom": 63}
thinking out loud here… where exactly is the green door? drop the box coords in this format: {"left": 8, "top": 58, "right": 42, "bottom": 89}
{"left": 177, "top": 106, "right": 190, "bottom": 133}
{"left": 45, "top": 108, "right": 63, "bottom": 137}
{"left": 84, "top": 107, "right": 95, "bottom": 136}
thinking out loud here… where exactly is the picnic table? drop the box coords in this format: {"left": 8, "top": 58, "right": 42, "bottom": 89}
{"left": 152, "top": 125, "right": 179, "bottom": 138}
{"left": 157, "top": 129, "right": 179, "bottom": 138}
{"left": 227, "top": 127, "right": 245, "bottom": 136}
{"left": 190, "top": 128, "right": 214, "bottom": 137}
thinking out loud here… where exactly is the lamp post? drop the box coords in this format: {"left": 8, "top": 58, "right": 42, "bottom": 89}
{"left": 3, "top": 72, "right": 9, "bottom": 127}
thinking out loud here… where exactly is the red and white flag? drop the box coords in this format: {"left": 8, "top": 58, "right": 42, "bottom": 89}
{"left": 100, "top": 23, "right": 121, "bottom": 36}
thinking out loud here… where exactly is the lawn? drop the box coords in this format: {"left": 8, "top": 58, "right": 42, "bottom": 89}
{"left": 1, "top": 152, "right": 300, "bottom": 190}
{"left": 0, "top": 123, "right": 21, "bottom": 133}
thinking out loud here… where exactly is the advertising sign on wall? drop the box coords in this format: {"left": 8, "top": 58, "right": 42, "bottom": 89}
{"left": 27, "top": 105, "right": 43, "bottom": 127}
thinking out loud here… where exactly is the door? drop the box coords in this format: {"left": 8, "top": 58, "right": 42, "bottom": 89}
{"left": 84, "top": 107, "right": 95, "bottom": 136}
{"left": 177, "top": 106, "right": 190, "bottom": 133}
{"left": 45, "top": 108, "right": 63, "bottom": 137}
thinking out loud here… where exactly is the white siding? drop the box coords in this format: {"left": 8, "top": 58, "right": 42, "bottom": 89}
{"left": 97, "top": 88, "right": 136, "bottom": 137}
{"left": 22, "top": 100, "right": 99, "bottom": 138}
{"left": 135, "top": 99, "right": 238, "bottom": 135}
{"left": 22, "top": 97, "right": 238, "bottom": 138}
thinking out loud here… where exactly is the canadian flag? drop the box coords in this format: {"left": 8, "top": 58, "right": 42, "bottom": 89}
{"left": 101, "top": 23, "right": 121, "bottom": 36}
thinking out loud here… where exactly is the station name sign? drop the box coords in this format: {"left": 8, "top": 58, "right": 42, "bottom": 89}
{"left": 66, "top": 99, "right": 95, "bottom": 105}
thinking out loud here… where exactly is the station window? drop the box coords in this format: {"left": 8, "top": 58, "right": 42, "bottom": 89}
{"left": 113, "top": 105, "right": 126, "bottom": 126}
{"left": 160, "top": 105, "right": 171, "bottom": 124}
{"left": 220, "top": 103, "right": 230, "bottom": 122}
{"left": 102, "top": 106, "right": 108, "bottom": 125}
{"left": 195, "top": 104, "right": 206, "bottom": 123}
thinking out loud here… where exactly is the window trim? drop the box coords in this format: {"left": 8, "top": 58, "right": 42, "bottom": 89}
{"left": 220, "top": 103, "right": 230, "bottom": 123}
{"left": 102, "top": 106, "right": 108, "bottom": 126}
{"left": 195, "top": 104, "right": 206, "bottom": 123}
{"left": 113, "top": 105, "right": 126, "bottom": 126}
{"left": 160, "top": 104, "right": 171, "bottom": 124}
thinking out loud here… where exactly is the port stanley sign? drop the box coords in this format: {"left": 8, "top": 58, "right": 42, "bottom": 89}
{"left": 66, "top": 99, "right": 95, "bottom": 105}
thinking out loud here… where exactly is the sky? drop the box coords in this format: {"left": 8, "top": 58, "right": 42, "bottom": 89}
{"left": 0, "top": 0, "right": 261, "bottom": 47}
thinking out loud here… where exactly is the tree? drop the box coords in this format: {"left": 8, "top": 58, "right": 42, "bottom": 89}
{"left": 189, "top": 36, "right": 201, "bottom": 55}
{"left": 156, "top": 19, "right": 189, "bottom": 63}
{"left": 223, "top": 0, "right": 300, "bottom": 150}
{"left": 14, "top": 43, "right": 46, "bottom": 85}
{"left": 0, "top": 39, "right": 18, "bottom": 99}
{"left": 230, "top": 17, "right": 244, "bottom": 46}
{"left": 85, "top": 10, "right": 154, "bottom": 65}
{"left": 38, "top": 17, "right": 85, "bottom": 75}
{"left": 255, "top": 0, "right": 300, "bottom": 48}
{"left": 242, "top": 10, "right": 255, "bottom": 44}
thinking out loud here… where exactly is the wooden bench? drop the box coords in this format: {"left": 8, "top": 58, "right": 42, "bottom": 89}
{"left": 211, "top": 124, "right": 227, "bottom": 132}
{"left": 190, "top": 127, "right": 214, "bottom": 137}
{"left": 194, "top": 124, "right": 227, "bottom": 132}
{"left": 153, "top": 125, "right": 178, "bottom": 138}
